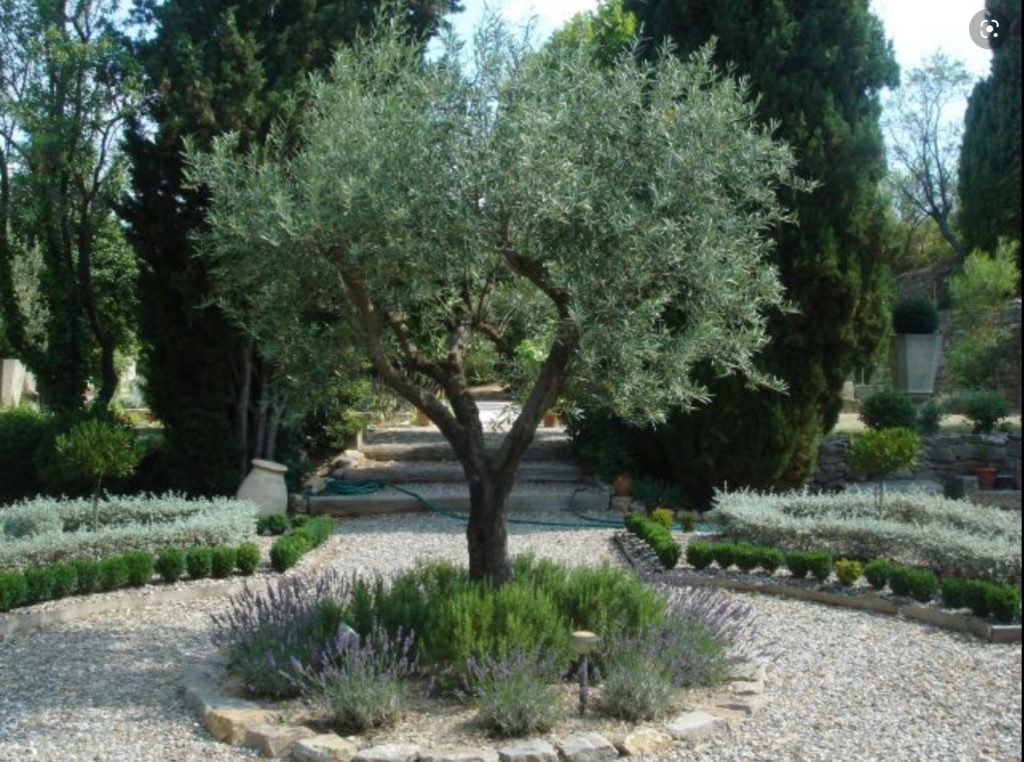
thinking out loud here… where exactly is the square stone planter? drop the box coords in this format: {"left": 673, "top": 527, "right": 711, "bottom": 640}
{"left": 889, "top": 333, "right": 941, "bottom": 395}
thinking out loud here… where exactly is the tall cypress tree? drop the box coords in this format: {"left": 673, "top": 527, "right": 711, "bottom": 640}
{"left": 959, "top": 0, "right": 1021, "bottom": 257}
{"left": 608, "top": 0, "right": 898, "bottom": 504}
{"left": 120, "top": 0, "right": 459, "bottom": 493}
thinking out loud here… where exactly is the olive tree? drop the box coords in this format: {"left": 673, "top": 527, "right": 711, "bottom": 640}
{"left": 190, "top": 19, "right": 797, "bottom": 581}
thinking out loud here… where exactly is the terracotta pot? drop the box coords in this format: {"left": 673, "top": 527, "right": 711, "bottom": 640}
{"left": 413, "top": 408, "right": 430, "bottom": 426}
{"left": 612, "top": 474, "right": 633, "bottom": 497}
{"left": 974, "top": 466, "right": 998, "bottom": 489}
{"left": 542, "top": 410, "right": 559, "bottom": 428}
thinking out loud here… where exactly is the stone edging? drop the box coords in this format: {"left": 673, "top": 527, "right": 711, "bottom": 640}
{"left": 185, "top": 653, "right": 770, "bottom": 760}
{"left": 613, "top": 532, "right": 1021, "bottom": 644}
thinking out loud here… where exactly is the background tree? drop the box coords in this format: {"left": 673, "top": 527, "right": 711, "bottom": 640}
{"left": 959, "top": 0, "right": 1022, "bottom": 264}
{"left": 192, "top": 21, "right": 798, "bottom": 581}
{"left": 578, "top": 0, "right": 898, "bottom": 506}
{"left": 0, "top": 0, "right": 139, "bottom": 410}
{"left": 885, "top": 52, "right": 973, "bottom": 261}
{"left": 120, "top": 0, "right": 459, "bottom": 493}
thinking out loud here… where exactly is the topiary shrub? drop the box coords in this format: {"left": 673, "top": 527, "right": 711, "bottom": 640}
{"left": 236, "top": 543, "right": 261, "bottom": 576}
{"left": 676, "top": 511, "right": 698, "bottom": 532}
{"left": 156, "top": 548, "right": 186, "bottom": 583}
{"left": 733, "top": 544, "right": 760, "bottom": 572}
{"left": 186, "top": 547, "right": 214, "bottom": 579}
{"left": 941, "top": 577, "right": 969, "bottom": 609}
{"left": 52, "top": 563, "right": 78, "bottom": 598}
{"left": 99, "top": 556, "right": 130, "bottom": 591}
{"left": 984, "top": 585, "right": 1021, "bottom": 623}
{"left": 711, "top": 543, "right": 737, "bottom": 570}
{"left": 916, "top": 399, "right": 944, "bottom": 435}
{"left": 806, "top": 549, "right": 833, "bottom": 583}
{"left": 211, "top": 545, "right": 238, "bottom": 579}
{"left": 958, "top": 390, "right": 1011, "bottom": 434}
{"left": 649, "top": 507, "right": 674, "bottom": 529}
{"left": 258, "top": 513, "right": 289, "bottom": 536}
{"left": 270, "top": 535, "right": 309, "bottom": 572}
{"left": 859, "top": 391, "right": 918, "bottom": 431}
{"left": 756, "top": 546, "right": 785, "bottom": 574}
{"left": 72, "top": 558, "right": 101, "bottom": 594}
{"left": 0, "top": 571, "right": 28, "bottom": 612}
{"left": 24, "top": 565, "right": 57, "bottom": 604}
{"left": 888, "top": 565, "right": 937, "bottom": 602}
{"left": 785, "top": 550, "right": 813, "bottom": 579}
{"left": 847, "top": 427, "right": 920, "bottom": 509}
{"left": 686, "top": 540, "right": 714, "bottom": 570}
{"left": 124, "top": 551, "right": 155, "bottom": 587}
{"left": 892, "top": 296, "right": 939, "bottom": 334}
{"left": 834, "top": 559, "right": 863, "bottom": 587}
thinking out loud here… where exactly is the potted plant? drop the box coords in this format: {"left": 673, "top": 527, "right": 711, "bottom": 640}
{"left": 972, "top": 443, "right": 998, "bottom": 489}
{"left": 889, "top": 296, "right": 941, "bottom": 395}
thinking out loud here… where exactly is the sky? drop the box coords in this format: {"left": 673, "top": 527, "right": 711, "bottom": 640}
{"left": 440, "top": 0, "right": 998, "bottom": 114}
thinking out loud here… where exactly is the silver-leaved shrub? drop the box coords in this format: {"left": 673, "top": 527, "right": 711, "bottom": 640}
{"left": 715, "top": 489, "right": 1021, "bottom": 583}
{"left": 0, "top": 494, "right": 257, "bottom": 571}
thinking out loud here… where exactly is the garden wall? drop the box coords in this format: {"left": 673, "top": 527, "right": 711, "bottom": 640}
{"left": 814, "top": 431, "right": 1022, "bottom": 493}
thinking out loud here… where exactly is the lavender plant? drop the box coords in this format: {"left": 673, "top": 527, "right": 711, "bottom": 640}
{"left": 290, "top": 626, "right": 415, "bottom": 733}
{"left": 212, "top": 571, "right": 354, "bottom": 697}
{"left": 468, "top": 647, "right": 561, "bottom": 737}
{"left": 600, "top": 651, "right": 673, "bottom": 721}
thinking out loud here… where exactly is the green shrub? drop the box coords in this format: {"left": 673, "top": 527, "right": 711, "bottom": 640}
{"left": 211, "top": 546, "right": 238, "bottom": 579}
{"left": 186, "top": 547, "right": 214, "bottom": 579}
{"left": 99, "top": 556, "right": 130, "bottom": 591}
{"left": 0, "top": 571, "right": 28, "bottom": 611}
{"left": 24, "top": 566, "right": 57, "bottom": 604}
{"left": 711, "top": 543, "right": 737, "bottom": 570}
{"left": 649, "top": 507, "right": 674, "bottom": 529}
{"left": 888, "top": 566, "right": 937, "bottom": 602}
{"left": 892, "top": 296, "right": 939, "bottom": 334}
{"left": 756, "top": 546, "right": 785, "bottom": 574}
{"left": 785, "top": 550, "right": 813, "bottom": 580}
{"left": 600, "top": 653, "right": 673, "bottom": 721}
{"left": 862, "top": 559, "right": 892, "bottom": 590}
{"left": 633, "top": 476, "right": 683, "bottom": 510}
{"left": 52, "top": 563, "right": 78, "bottom": 598}
{"left": 916, "top": 399, "right": 943, "bottom": 435}
{"left": 258, "top": 513, "right": 289, "bottom": 535}
{"left": 860, "top": 391, "right": 918, "bottom": 431}
{"left": 624, "top": 514, "right": 681, "bottom": 569}
{"left": 834, "top": 559, "right": 863, "bottom": 586}
{"left": 806, "top": 550, "right": 833, "bottom": 583}
{"left": 963, "top": 579, "right": 993, "bottom": 617}
{"left": 733, "top": 544, "right": 760, "bottom": 572}
{"left": 236, "top": 543, "right": 260, "bottom": 575}
{"left": 958, "top": 390, "right": 1011, "bottom": 434}
{"left": 155, "top": 548, "right": 186, "bottom": 583}
{"left": 940, "top": 577, "right": 969, "bottom": 609}
{"left": 676, "top": 511, "right": 698, "bottom": 532}
{"left": 984, "top": 586, "right": 1021, "bottom": 623}
{"left": 686, "top": 540, "right": 714, "bottom": 570}
{"left": 270, "top": 535, "right": 309, "bottom": 572}
{"left": 71, "top": 558, "right": 101, "bottom": 594}
{"left": 0, "top": 407, "right": 48, "bottom": 504}
{"left": 475, "top": 651, "right": 560, "bottom": 737}
{"left": 848, "top": 427, "right": 919, "bottom": 477}
{"left": 123, "top": 551, "right": 154, "bottom": 587}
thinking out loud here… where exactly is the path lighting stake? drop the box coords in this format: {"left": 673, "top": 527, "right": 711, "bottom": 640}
{"left": 571, "top": 630, "right": 601, "bottom": 716}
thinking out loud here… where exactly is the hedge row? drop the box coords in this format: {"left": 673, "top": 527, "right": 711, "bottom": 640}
{"left": 269, "top": 516, "right": 335, "bottom": 572}
{"left": 0, "top": 542, "right": 262, "bottom": 613}
{"left": 684, "top": 540, "right": 1020, "bottom": 623}
{"left": 623, "top": 513, "right": 681, "bottom": 569}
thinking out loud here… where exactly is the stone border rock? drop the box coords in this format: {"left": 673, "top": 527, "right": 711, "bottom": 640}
{"left": 614, "top": 531, "right": 1021, "bottom": 644}
{"left": 185, "top": 653, "right": 770, "bottom": 760}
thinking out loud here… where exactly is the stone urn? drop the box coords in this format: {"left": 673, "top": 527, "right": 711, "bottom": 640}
{"left": 236, "top": 459, "right": 289, "bottom": 517}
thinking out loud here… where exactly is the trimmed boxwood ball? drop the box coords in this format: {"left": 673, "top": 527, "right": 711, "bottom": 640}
{"left": 676, "top": 511, "right": 698, "bottom": 532}
{"left": 236, "top": 543, "right": 261, "bottom": 576}
{"left": 52, "top": 563, "right": 79, "bottom": 598}
{"left": 211, "top": 545, "right": 238, "bottom": 579}
{"left": 756, "top": 547, "right": 785, "bottom": 574}
{"left": 984, "top": 586, "right": 1021, "bottom": 623}
{"left": 888, "top": 565, "right": 937, "bottom": 602}
{"left": 99, "top": 556, "right": 130, "bottom": 591}
{"left": 124, "top": 551, "right": 155, "bottom": 587}
{"left": 859, "top": 391, "right": 918, "bottom": 431}
{"left": 686, "top": 540, "right": 714, "bottom": 570}
{"left": 863, "top": 559, "right": 893, "bottom": 591}
{"left": 834, "top": 559, "right": 863, "bottom": 587}
{"left": 785, "top": 550, "right": 812, "bottom": 579}
{"left": 24, "top": 565, "right": 57, "bottom": 604}
{"left": 806, "top": 550, "right": 833, "bottom": 583}
{"left": 892, "top": 296, "right": 939, "bottom": 334}
{"left": 0, "top": 571, "right": 28, "bottom": 611}
{"left": 156, "top": 548, "right": 187, "bottom": 583}
{"left": 711, "top": 543, "right": 737, "bottom": 570}
{"left": 72, "top": 558, "right": 101, "bottom": 594}
{"left": 270, "top": 535, "right": 309, "bottom": 572}
{"left": 186, "top": 547, "right": 214, "bottom": 579}
{"left": 733, "top": 545, "right": 760, "bottom": 572}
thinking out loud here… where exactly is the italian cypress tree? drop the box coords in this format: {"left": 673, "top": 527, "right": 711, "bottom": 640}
{"left": 120, "top": 0, "right": 459, "bottom": 493}
{"left": 959, "top": 0, "right": 1021, "bottom": 258}
{"left": 609, "top": 0, "right": 898, "bottom": 504}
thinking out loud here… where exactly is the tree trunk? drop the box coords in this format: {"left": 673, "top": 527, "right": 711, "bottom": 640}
{"left": 466, "top": 472, "right": 514, "bottom": 582}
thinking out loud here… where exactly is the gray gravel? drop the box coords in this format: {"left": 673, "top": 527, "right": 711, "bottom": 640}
{"left": 0, "top": 514, "right": 1020, "bottom": 762}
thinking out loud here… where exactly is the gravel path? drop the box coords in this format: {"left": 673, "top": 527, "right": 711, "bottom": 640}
{"left": 0, "top": 514, "right": 1019, "bottom": 762}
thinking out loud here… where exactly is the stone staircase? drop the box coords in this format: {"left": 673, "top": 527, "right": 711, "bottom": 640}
{"left": 302, "top": 423, "right": 609, "bottom": 518}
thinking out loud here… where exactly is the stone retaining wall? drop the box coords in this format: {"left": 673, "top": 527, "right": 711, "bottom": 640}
{"left": 814, "top": 431, "right": 1022, "bottom": 492}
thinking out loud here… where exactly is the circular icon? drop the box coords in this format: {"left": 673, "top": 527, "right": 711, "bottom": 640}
{"left": 970, "top": 8, "right": 1010, "bottom": 49}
